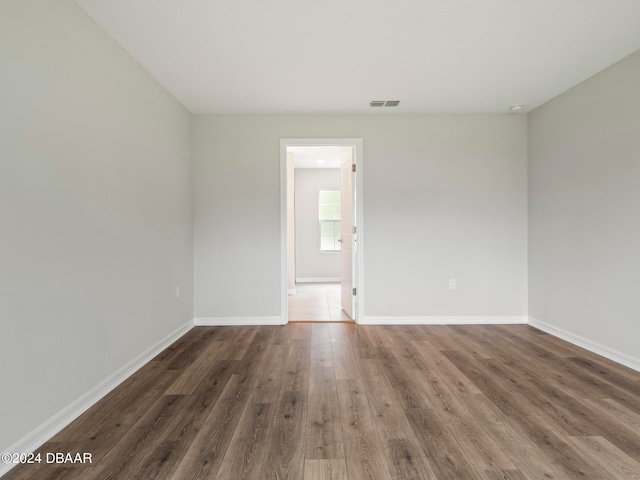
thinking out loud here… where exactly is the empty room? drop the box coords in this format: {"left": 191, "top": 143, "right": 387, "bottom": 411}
{"left": 1, "top": 0, "right": 639, "bottom": 479}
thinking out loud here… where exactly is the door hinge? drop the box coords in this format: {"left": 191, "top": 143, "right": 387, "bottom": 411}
{"left": 352, "top": 287, "right": 357, "bottom": 296}
{"left": 352, "top": 226, "right": 356, "bottom": 234}
{"left": 351, "top": 164, "right": 356, "bottom": 173}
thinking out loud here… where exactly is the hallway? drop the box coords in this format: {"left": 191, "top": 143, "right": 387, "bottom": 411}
{"left": 288, "top": 283, "right": 352, "bottom": 322}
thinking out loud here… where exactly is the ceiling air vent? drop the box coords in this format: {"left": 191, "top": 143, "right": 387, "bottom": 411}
{"left": 370, "top": 100, "right": 400, "bottom": 107}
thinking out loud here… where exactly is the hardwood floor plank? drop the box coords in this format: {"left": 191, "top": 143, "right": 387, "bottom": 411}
{"left": 481, "top": 356, "right": 640, "bottom": 460}
{"left": 116, "top": 359, "right": 237, "bottom": 480}
{"left": 356, "top": 359, "right": 413, "bottom": 439}
{"left": 386, "top": 438, "right": 436, "bottom": 480}
{"left": 347, "top": 323, "right": 379, "bottom": 360}
{"left": 357, "top": 360, "right": 437, "bottom": 479}
{"left": 459, "top": 393, "right": 565, "bottom": 479}
{"left": 384, "top": 332, "right": 434, "bottom": 372}
{"left": 289, "top": 322, "right": 312, "bottom": 340}
{"left": 128, "top": 440, "right": 180, "bottom": 480}
{"left": 335, "top": 378, "right": 391, "bottom": 480}
{"left": 480, "top": 357, "right": 599, "bottom": 437}
{"left": 493, "top": 324, "right": 582, "bottom": 359}
{"left": 412, "top": 340, "right": 482, "bottom": 395}
{"left": 281, "top": 339, "right": 310, "bottom": 394}
{"left": 272, "top": 324, "right": 290, "bottom": 345}
{"left": 375, "top": 347, "right": 430, "bottom": 409}
{"left": 164, "top": 338, "right": 232, "bottom": 395}
{"left": 406, "top": 407, "right": 479, "bottom": 480}
{"left": 217, "top": 326, "right": 258, "bottom": 361}
{"left": 303, "top": 459, "right": 348, "bottom": 480}
{"left": 215, "top": 403, "right": 273, "bottom": 480}
{"left": 80, "top": 394, "right": 188, "bottom": 480}
{"left": 206, "top": 325, "right": 246, "bottom": 343}
{"left": 231, "top": 327, "right": 277, "bottom": 376}
{"left": 566, "top": 436, "right": 640, "bottom": 479}
{"left": 150, "top": 327, "right": 213, "bottom": 363}
{"left": 446, "top": 416, "right": 517, "bottom": 470}
{"left": 305, "top": 367, "right": 344, "bottom": 459}
{"left": 475, "top": 326, "right": 640, "bottom": 432}
{"left": 442, "top": 349, "right": 537, "bottom": 418}
{"left": 261, "top": 390, "right": 307, "bottom": 480}
{"left": 393, "top": 324, "right": 434, "bottom": 342}
{"left": 310, "top": 323, "right": 334, "bottom": 369}
{"left": 168, "top": 374, "right": 256, "bottom": 480}
{"left": 329, "top": 323, "right": 360, "bottom": 380}
{"left": 442, "top": 325, "right": 494, "bottom": 359}
{"left": 567, "top": 356, "right": 640, "bottom": 396}
{"left": 249, "top": 343, "right": 286, "bottom": 404}
{"left": 493, "top": 326, "right": 640, "bottom": 414}
{"left": 426, "top": 326, "right": 484, "bottom": 356}
{"left": 505, "top": 414, "right": 606, "bottom": 479}
{"left": 361, "top": 325, "right": 394, "bottom": 348}
{"left": 2, "top": 463, "right": 71, "bottom": 480}
{"left": 480, "top": 469, "right": 529, "bottom": 480}
{"left": 165, "top": 327, "right": 219, "bottom": 370}
{"left": 598, "top": 398, "right": 640, "bottom": 432}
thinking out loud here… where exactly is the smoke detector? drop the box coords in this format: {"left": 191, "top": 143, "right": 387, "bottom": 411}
{"left": 509, "top": 104, "right": 524, "bottom": 112}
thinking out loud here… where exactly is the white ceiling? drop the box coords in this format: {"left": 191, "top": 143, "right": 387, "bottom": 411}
{"left": 289, "top": 146, "right": 352, "bottom": 168}
{"left": 75, "top": 0, "right": 640, "bottom": 114}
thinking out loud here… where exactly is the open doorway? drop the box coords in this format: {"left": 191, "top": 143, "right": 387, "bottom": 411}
{"left": 280, "top": 139, "right": 363, "bottom": 324}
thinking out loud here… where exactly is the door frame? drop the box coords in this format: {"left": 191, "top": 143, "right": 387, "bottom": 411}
{"left": 280, "top": 138, "right": 364, "bottom": 324}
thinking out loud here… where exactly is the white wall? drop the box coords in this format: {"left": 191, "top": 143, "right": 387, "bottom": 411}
{"left": 0, "top": 0, "right": 193, "bottom": 453}
{"left": 193, "top": 114, "right": 528, "bottom": 321}
{"left": 528, "top": 50, "right": 640, "bottom": 368}
{"left": 294, "top": 168, "right": 341, "bottom": 281}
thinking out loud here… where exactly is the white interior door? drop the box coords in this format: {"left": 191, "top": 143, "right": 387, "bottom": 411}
{"left": 340, "top": 149, "right": 356, "bottom": 319}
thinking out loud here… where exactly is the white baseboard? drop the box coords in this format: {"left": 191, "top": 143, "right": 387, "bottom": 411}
{"left": 361, "top": 316, "right": 527, "bottom": 325}
{"left": 0, "top": 320, "right": 193, "bottom": 478}
{"left": 527, "top": 316, "right": 640, "bottom": 373}
{"left": 296, "top": 277, "right": 340, "bottom": 283}
{"left": 194, "top": 316, "right": 285, "bottom": 326}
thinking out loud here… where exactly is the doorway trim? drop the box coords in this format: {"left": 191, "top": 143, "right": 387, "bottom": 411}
{"left": 280, "top": 138, "right": 364, "bottom": 324}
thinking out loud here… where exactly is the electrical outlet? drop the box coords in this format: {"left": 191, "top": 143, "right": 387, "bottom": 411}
{"left": 449, "top": 279, "right": 456, "bottom": 289}
{"left": 176, "top": 286, "right": 180, "bottom": 298}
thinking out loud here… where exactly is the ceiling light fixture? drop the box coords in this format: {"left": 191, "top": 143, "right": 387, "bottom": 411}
{"left": 509, "top": 104, "right": 524, "bottom": 112}
{"left": 316, "top": 160, "right": 326, "bottom": 164}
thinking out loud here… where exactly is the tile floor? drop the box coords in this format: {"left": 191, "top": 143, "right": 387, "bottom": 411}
{"left": 288, "top": 282, "right": 353, "bottom": 322}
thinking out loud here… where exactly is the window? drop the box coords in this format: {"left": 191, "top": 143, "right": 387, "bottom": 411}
{"left": 319, "top": 190, "right": 341, "bottom": 251}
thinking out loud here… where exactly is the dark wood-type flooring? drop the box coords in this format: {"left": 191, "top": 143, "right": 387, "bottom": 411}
{"left": 3, "top": 324, "right": 640, "bottom": 479}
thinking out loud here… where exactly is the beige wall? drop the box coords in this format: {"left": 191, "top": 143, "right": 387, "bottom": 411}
{"left": 193, "top": 114, "right": 528, "bottom": 320}
{"left": 0, "top": 0, "right": 193, "bottom": 452}
{"left": 528, "top": 50, "right": 640, "bottom": 367}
